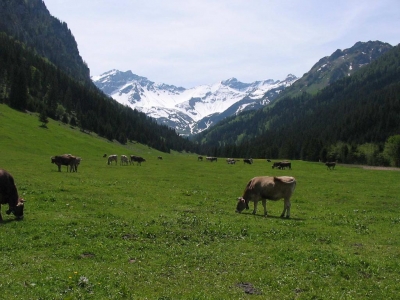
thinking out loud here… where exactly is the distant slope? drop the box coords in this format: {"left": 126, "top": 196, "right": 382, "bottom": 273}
{"left": 197, "top": 43, "right": 400, "bottom": 163}
{"left": 278, "top": 41, "right": 392, "bottom": 97}
{"left": 193, "top": 41, "right": 394, "bottom": 145}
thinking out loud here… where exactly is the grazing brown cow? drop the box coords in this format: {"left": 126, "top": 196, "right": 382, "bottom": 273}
{"left": 0, "top": 169, "right": 25, "bottom": 221}
{"left": 51, "top": 154, "right": 77, "bottom": 172}
{"left": 236, "top": 176, "right": 296, "bottom": 218}
{"left": 198, "top": 156, "right": 203, "bottom": 161}
{"left": 108, "top": 155, "right": 118, "bottom": 165}
{"left": 157, "top": 156, "right": 163, "bottom": 160}
{"left": 325, "top": 162, "right": 336, "bottom": 170}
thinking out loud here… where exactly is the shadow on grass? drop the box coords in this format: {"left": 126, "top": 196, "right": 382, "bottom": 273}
{"left": 238, "top": 212, "right": 305, "bottom": 221}
{"left": 0, "top": 218, "right": 24, "bottom": 224}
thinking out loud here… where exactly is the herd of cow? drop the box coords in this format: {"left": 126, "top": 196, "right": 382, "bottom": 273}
{"left": 106, "top": 154, "right": 146, "bottom": 166}
{"left": 0, "top": 153, "right": 338, "bottom": 222}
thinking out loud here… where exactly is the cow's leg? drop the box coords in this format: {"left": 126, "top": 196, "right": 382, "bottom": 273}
{"left": 281, "top": 198, "right": 291, "bottom": 218}
{"left": 262, "top": 199, "right": 267, "bottom": 216}
{"left": 252, "top": 201, "right": 258, "bottom": 215}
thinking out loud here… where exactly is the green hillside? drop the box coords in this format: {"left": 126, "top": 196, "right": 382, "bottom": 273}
{"left": 193, "top": 44, "right": 400, "bottom": 165}
{"left": 1, "top": 104, "right": 399, "bottom": 299}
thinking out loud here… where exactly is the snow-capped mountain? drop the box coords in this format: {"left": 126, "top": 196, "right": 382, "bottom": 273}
{"left": 92, "top": 70, "right": 297, "bottom": 135}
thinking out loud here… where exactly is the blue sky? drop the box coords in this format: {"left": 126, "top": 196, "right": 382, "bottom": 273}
{"left": 44, "top": 0, "right": 400, "bottom": 88}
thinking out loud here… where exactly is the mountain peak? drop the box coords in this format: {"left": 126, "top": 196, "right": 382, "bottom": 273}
{"left": 93, "top": 71, "right": 297, "bottom": 135}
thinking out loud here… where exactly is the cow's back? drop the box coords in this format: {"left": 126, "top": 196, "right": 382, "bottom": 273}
{"left": 245, "top": 176, "right": 296, "bottom": 201}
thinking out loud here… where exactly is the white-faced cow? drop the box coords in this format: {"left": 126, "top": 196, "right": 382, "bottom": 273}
{"left": 108, "top": 155, "right": 118, "bottom": 165}
{"left": 226, "top": 158, "right": 236, "bottom": 164}
{"left": 236, "top": 176, "right": 296, "bottom": 218}
{"left": 130, "top": 155, "right": 146, "bottom": 166}
{"left": 325, "top": 162, "right": 336, "bottom": 170}
{"left": 0, "top": 169, "right": 25, "bottom": 222}
{"left": 120, "top": 155, "right": 129, "bottom": 166}
{"left": 51, "top": 154, "right": 77, "bottom": 172}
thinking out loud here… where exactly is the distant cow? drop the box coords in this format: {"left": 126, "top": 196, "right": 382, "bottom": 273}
{"left": 226, "top": 158, "right": 236, "bottom": 164}
{"left": 130, "top": 155, "right": 146, "bottom": 166}
{"left": 272, "top": 162, "right": 281, "bottom": 169}
{"left": 108, "top": 155, "right": 118, "bottom": 165}
{"left": 325, "top": 162, "right": 336, "bottom": 170}
{"left": 70, "top": 157, "right": 82, "bottom": 172}
{"left": 120, "top": 155, "right": 129, "bottom": 165}
{"left": 103, "top": 154, "right": 107, "bottom": 158}
{"left": 272, "top": 161, "right": 292, "bottom": 170}
{"left": 198, "top": 156, "right": 203, "bottom": 161}
{"left": 243, "top": 158, "right": 253, "bottom": 165}
{"left": 267, "top": 159, "right": 271, "bottom": 162}
{"left": 236, "top": 176, "right": 296, "bottom": 218}
{"left": 157, "top": 156, "right": 163, "bottom": 160}
{"left": 0, "top": 169, "right": 25, "bottom": 221}
{"left": 51, "top": 154, "right": 77, "bottom": 172}
{"left": 279, "top": 161, "right": 292, "bottom": 170}
{"left": 206, "top": 157, "right": 218, "bottom": 162}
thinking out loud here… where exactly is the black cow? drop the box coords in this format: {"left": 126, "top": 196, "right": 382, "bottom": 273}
{"left": 279, "top": 161, "right": 292, "bottom": 170}
{"left": 130, "top": 155, "right": 146, "bottom": 166}
{"left": 0, "top": 169, "right": 25, "bottom": 221}
{"left": 243, "top": 158, "right": 253, "bottom": 165}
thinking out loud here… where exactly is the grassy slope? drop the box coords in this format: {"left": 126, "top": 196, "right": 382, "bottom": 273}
{"left": 0, "top": 104, "right": 399, "bottom": 299}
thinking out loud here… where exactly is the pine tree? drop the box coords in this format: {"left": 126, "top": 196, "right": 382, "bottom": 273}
{"left": 39, "top": 108, "right": 49, "bottom": 128}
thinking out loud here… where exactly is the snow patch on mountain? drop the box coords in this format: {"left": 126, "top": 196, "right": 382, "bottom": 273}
{"left": 92, "top": 70, "right": 297, "bottom": 135}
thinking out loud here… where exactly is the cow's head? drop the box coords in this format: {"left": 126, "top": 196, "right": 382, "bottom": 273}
{"left": 235, "top": 197, "right": 249, "bottom": 213}
{"left": 6, "top": 198, "right": 25, "bottom": 220}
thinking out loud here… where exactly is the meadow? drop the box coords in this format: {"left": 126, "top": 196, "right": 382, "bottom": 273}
{"left": 0, "top": 104, "right": 399, "bottom": 299}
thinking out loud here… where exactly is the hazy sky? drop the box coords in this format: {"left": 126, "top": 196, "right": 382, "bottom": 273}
{"left": 44, "top": 0, "right": 400, "bottom": 88}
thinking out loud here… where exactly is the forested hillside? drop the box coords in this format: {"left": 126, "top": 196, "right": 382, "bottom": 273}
{"left": 0, "top": 33, "right": 196, "bottom": 153}
{"left": 0, "top": 0, "right": 89, "bottom": 83}
{"left": 194, "top": 44, "right": 400, "bottom": 166}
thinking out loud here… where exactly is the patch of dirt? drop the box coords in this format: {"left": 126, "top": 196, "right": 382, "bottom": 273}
{"left": 236, "top": 282, "right": 262, "bottom": 295}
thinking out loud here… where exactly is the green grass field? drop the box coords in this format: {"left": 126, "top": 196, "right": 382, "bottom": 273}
{"left": 1, "top": 104, "right": 399, "bottom": 299}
